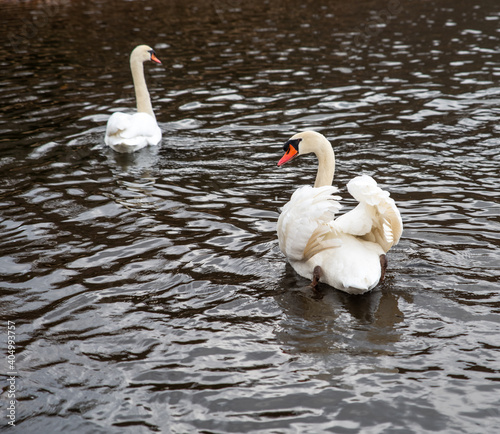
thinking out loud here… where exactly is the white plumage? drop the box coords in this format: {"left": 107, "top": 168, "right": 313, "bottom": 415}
{"left": 105, "top": 112, "right": 161, "bottom": 153}
{"left": 105, "top": 45, "right": 162, "bottom": 153}
{"left": 277, "top": 131, "right": 403, "bottom": 294}
{"left": 278, "top": 185, "right": 342, "bottom": 263}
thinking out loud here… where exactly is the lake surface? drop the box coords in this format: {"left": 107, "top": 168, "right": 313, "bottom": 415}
{"left": 1, "top": 0, "right": 500, "bottom": 432}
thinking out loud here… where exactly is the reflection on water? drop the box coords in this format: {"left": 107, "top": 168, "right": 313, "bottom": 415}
{"left": 1, "top": 0, "right": 500, "bottom": 432}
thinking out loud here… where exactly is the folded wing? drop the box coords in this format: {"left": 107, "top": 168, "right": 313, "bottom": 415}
{"left": 105, "top": 112, "right": 161, "bottom": 151}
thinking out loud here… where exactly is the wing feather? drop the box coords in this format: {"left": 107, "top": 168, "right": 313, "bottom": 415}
{"left": 105, "top": 112, "right": 161, "bottom": 152}
{"left": 277, "top": 185, "right": 341, "bottom": 262}
{"left": 334, "top": 175, "right": 402, "bottom": 252}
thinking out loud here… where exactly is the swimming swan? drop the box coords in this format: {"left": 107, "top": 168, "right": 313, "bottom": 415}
{"left": 105, "top": 45, "right": 162, "bottom": 153}
{"left": 277, "top": 130, "right": 403, "bottom": 294}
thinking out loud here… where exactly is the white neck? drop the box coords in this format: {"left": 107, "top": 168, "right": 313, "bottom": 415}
{"left": 130, "top": 56, "right": 155, "bottom": 118}
{"left": 313, "top": 142, "right": 335, "bottom": 187}
{"left": 294, "top": 131, "right": 335, "bottom": 187}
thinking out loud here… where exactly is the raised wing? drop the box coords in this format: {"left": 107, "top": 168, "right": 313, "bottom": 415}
{"left": 334, "top": 175, "right": 403, "bottom": 252}
{"left": 277, "top": 185, "right": 342, "bottom": 262}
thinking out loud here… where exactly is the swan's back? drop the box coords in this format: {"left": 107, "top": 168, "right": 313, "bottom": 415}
{"left": 105, "top": 112, "right": 161, "bottom": 153}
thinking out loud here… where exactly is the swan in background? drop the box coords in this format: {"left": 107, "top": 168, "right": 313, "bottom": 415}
{"left": 105, "top": 45, "right": 162, "bottom": 153}
{"left": 276, "top": 131, "right": 403, "bottom": 294}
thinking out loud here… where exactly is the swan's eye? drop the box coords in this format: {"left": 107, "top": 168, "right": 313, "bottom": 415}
{"left": 148, "top": 50, "right": 162, "bottom": 65}
{"left": 278, "top": 138, "right": 301, "bottom": 166}
{"left": 283, "top": 138, "right": 301, "bottom": 152}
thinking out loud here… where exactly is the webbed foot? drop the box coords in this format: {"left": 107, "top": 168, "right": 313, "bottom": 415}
{"left": 380, "top": 254, "right": 388, "bottom": 282}
{"left": 309, "top": 265, "right": 322, "bottom": 290}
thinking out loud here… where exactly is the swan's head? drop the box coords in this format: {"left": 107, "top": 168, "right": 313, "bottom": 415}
{"left": 131, "top": 45, "right": 162, "bottom": 65}
{"left": 278, "top": 131, "right": 329, "bottom": 166}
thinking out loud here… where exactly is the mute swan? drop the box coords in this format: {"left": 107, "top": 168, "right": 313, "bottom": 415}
{"left": 105, "top": 45, "right": 162, "bottom": 153}
{"left": 277, "top": 131, "right": 403, "bottom": 294}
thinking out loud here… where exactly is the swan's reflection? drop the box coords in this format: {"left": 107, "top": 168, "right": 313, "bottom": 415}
{"left": 102, "top": 145, "right": 163, "bottom": 212}
{"left": 108, "top": 143, "right": 160, "bottom": 173}
{"left": 274, "top": 264, "right": 407, "bottom": 355}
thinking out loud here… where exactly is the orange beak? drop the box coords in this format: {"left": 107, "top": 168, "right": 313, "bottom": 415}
{"left": 151, "top": 53, "right": 162, "bottom": 64}
{"left": 278, "top": 144, "right": 298, "bottom": 166}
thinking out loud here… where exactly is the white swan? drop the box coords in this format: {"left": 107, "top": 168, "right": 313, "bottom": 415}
{"left": 105, "top": 45, "right": 162, "bottom": 153}
{"left": 277, "top": 131, "right": 403, "bottom": 294}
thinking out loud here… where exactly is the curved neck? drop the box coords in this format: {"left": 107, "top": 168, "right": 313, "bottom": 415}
{"left": 130, "top": 57, "right": 154, "bottom": 118}
{"left": 313, "top": 143, "right": 335, "bottom": 188}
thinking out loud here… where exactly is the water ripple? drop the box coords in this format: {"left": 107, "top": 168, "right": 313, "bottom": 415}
{"left": 1, "top": 0, "right": 500, "bottom": 432}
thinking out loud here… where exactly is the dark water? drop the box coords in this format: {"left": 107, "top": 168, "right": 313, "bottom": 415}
{"left": 1, "top": 0, "right": 500, "bottom": 432}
